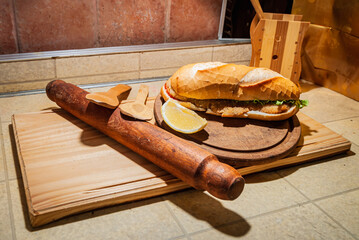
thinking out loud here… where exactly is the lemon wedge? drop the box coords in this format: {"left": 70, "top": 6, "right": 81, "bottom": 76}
{"left": 161, "top": 99, "right": 207, "bottom": 134}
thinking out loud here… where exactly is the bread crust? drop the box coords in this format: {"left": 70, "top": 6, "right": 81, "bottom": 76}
{"left": 160, "top": 62, "right": 301, "bottom": 121}
{"left": 169, "top": 63, "right": 301, "bottom": 101}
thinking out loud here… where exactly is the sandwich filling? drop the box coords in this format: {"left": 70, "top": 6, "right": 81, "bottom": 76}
{"left": 163, "top": 82, "right": 307, "bottom": 118}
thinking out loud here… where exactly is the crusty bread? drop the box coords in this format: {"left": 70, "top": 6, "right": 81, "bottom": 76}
{"left": 169, "top": 62, "right": 301, "bottom": 101}
{"left": 161, "top": 84, "right": 206, "bottom": 111}
{"left": 160, "top": 62, "right": 303, "bottom": 121}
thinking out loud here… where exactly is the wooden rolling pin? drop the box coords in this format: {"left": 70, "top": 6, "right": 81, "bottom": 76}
{"left": 46, "top": 80, "right": 245, "bottom": 200}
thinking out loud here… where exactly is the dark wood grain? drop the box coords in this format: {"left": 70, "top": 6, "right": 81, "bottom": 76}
{"left": 154, "top": 95, "right": 301, "bottom": 167}
{"left": 46, "top": 80, "right": 245, "bottom": 200}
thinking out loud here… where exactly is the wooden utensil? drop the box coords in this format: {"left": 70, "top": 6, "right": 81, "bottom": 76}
{"left": 119, "top": 84, "right": 153, "bottom": 121}
{"left": 250, "top": 0, "right": 264, "bottom": 19}
{"left": 86, "top": 84, "right": 131, "bottom": 109}
{"left": 46, "top": 80, "right": 245, "bottom": 200}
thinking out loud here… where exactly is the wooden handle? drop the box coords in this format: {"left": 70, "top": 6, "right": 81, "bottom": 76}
{"left": 135, "top": 85, "right": 149, "bottom": 104}
{"left": 46, "top": 80, "right": 245, "bottom": 200}
{"left": 250, "top": 0, "right": 264, "bottom": 19}
{"left": 107, "top": 84, "right": 131, "bottom": 95}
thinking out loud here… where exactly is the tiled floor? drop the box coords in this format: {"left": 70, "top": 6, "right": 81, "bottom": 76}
{"left": 0, "top": 80, "right": 358, "bottom": 240}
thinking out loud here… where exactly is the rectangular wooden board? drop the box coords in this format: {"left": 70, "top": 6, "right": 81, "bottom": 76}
{"left": 12, "top": 103, "right": 351, "bottom": 227}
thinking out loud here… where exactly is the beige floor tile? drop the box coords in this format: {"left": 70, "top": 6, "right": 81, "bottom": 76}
{"left": 140, "top": 48, "right": 212, "bottom": 70}
{"left": 56, "top": 53, "right": 139, "bottom": 78}
{"left": 0, "top": 162, "right": 5, "bottom": 182}
{"left": 140, "top": 61, "right": 250, "bottom": 79}
{"left": 190, "top": 203, "right": 354, "bottom": 240}
{"left": 164, "top": 189, "right": 245, "bottom": 234}
{"left": 2, "top": 123, "right": 19, "bottom": 180}
{"left": 277, "top": 144, "right": 359, "bottom": 200}
{"left": 0, "top": 59, "right": 55, "bottom": 84}
{"left": 63, "top": 71, "right": 140, "bottom": 86}
{"left": 316, "top": 189, "right": 359, "bottom": 239}
{"left": 0, "top": 80, "right": 53, "bottom": 94}
{"left": 0, "top": 93, "right": 57, "bottom": 123}
{"left": 163, "top": 172, "right": 307, "bottom": 233}
{"left": 9, "top": 179, "right": 184, "bottom": 240}
{"left": 139, "top": 67, "right": 177, "bottom": 79}
{"left": 300, "top": 83, "right": 359, "bottom": 123}
{"left": 212, "top": 44, "right": 252, "bottom": 63}
{"left": 0, "top": 132, "right": 5, "bottom": 182}
{"left": 0, "top": 182, "right": 13, "bottom": 240}
{"left": 324, "top": 117, "right": 359, "bottom": 146}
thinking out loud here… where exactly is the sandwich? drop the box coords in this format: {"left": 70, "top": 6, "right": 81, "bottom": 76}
{"left": 160, "top": 62, "right": 308, "bottom": 121}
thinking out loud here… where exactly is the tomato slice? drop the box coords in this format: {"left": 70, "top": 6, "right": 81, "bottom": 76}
{"left": 164, "top": 82, "right": 179, "bottom": 100}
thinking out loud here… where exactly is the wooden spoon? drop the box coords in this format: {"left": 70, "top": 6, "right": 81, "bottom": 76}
{"left": 250, "top": 0, "right": 265, "bottom": 19}
{"left": 86, "top": 84, "right": 131, "bottom": 109}
{"left": 120, "top": 84, "right": 153, "bottom": 121}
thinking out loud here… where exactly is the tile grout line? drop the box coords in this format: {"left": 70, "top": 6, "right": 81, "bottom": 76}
{"left": 211, "top": 46, "right": 214, "bottom": 61}
{"left": 322, "top": 116, "right": 359, "bottom": 124}
{"left": 0, "top": 63, "right": 187, "bottom": 87}
{"left": 182, "top": 171, "right": 315, "bottom": 237}
{"left": 311, "top": 201, "right": 359, "bottom": 240}
{"left": 164, "top": 0, "right": 171, "bottom": 43}
{"left": 0, "top": 118, "right": 17, "bottom": 240}
{"left": 94, "top": 0, "right": 100, "bottom": 48}
{"left": 53, "top": 58, "right": 57, "bottom": 79}
{"left": 278, "top": 171, "right": 359, "bottom": 239}
{"left": 0, "top": 76, "right": 169, "bottom": 98}
{"left": 0, "top": 69, "right": 160, "bottom": 87}
{"left": 0, "top": 53, "right": 251, "bottom": 86}
{"left": 186, "top": 178, "right": 359, "bottom": 238}
{"left": 166, "top": 235, "right": 191, "bottom": 240}
{"left": 161, "top": 196, "right": 190, "bottom": 239}
{"left": 55, "top": 69, "right": 142, "bottom": 82}
{"left": 311, "top": 187, "right": 359, "bottom": 203}
{"left": 0, "top": 40, "right": 249, "bottom": 62}
{"left": 11, "top": 0, "right": 21, "bottom": 53}
{"left": 138, "top": 52, "right": 141, "bottom": 79}
{"left": 186, "top": 201, "right": 314, "bottom": 238}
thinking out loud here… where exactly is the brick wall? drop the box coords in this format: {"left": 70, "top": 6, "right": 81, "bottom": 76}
{"left": 0, "top": 0, "right": 223, "bottom": 54}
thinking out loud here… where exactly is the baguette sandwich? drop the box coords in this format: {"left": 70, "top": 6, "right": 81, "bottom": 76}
{"left": 160, "top": 62, "right": 307, "bottom": 121}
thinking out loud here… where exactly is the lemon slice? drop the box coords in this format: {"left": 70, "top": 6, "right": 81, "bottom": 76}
{"left": 161, "top": 99, "right": 207, "bottom": 134}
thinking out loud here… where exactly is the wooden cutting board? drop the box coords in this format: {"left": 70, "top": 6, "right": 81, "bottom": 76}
{"left": 11, "top": 98, "right": 351, "bottom": 227}
{"left": 153, "top": 96, "right": 301, "bottom": 166}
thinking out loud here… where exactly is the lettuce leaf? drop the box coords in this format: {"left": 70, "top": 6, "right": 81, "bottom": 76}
{"left": 252, "top": 99, "right": 309, "bottom": 109}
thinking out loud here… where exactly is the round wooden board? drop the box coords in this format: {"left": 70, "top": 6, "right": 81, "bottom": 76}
{"left": 154, "top": 95, "right": 302, "bottom": 167}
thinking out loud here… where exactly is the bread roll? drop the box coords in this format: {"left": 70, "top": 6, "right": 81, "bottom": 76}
{"left": 161, "top": 62, "right": 304, "bottom": 121}
{"left": 169, "top": 62, "right": 300, "bottom": 101}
